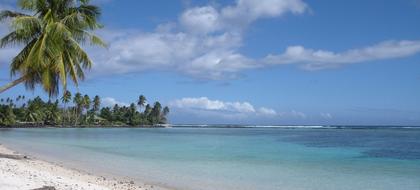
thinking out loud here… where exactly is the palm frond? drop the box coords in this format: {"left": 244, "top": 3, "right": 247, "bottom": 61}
{"left": 0, "top": 10, "right": 30, "bottom": 21}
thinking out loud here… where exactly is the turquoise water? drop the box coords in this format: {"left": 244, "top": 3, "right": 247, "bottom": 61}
{"left": 0, "top": 127, "right": 420, "bottom": 190}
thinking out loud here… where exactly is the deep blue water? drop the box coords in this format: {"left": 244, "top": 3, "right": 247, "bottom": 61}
{"left": 0, "top": 126, "right": 419, "bottom": 190}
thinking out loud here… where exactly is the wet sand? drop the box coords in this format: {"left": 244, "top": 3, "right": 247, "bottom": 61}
{"left": 0, "top": 144, "right": 170, "bottom": 190}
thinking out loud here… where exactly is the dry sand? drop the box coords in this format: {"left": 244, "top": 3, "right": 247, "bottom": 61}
{"left": 0, "top": 144, "right": 170, "bottom": 190}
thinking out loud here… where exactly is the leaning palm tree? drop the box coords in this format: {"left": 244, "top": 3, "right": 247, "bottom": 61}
{"left": 0, "top": 0, "right": 106, "bottom": 96}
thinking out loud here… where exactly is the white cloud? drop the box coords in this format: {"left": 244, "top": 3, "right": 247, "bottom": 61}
{"left": 87, "top": 0, "right": 307, "bottom": 79}
{"left": 102, "top": 97, "right": 128, "bottom": 107}
{"left": 221, "top": 0, "right": 307, "bottom": 28}
{"left": 180, "top": 0, "right": 307, "bottom": 33}
{"left": 87, "top": 0, "right": 420, "bottom": 80}
{"left": 169, "top": 97, "right": 308, "bottom": 120}
{"left": 180, "top": 6, "right": 221, "bottom": 34}
{"left": 2, "top": 0, "right": 420, "bottom": 81}
{"left": 320, "top": 112, "right": 332, "bottom": 119}
{"left": 265, "top": 40, "right": 420, "bottom": 70}
{"left": 258, "top": 107, "right": 277, "bottom": 116}
{"left": 170, "top": 97, "right": 256, "bottom": 113}
{"left": 170, "top": 97, "right": 282, "bottom": 116}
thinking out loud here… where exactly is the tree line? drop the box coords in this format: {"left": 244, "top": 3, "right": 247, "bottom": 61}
{"left": 0, "top": 92, "right": 169, "bottom": 126}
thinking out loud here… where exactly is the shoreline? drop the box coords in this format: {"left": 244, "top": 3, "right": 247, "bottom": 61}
{"left": 0, "top": 144, "right": 171, "bottom": 190}
{"left": 0, "top": 124, "right": 171, "bottom": 129}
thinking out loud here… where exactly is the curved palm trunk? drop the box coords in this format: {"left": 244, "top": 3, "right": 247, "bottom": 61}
{"left": 0, "top": 77, "right": 25, "bottom": 94}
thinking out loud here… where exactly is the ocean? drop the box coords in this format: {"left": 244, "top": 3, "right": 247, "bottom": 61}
{"left": 0, "top": 126, "right": 419, "bottom": 190}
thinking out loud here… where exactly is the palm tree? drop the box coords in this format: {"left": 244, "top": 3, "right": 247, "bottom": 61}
{"left": 0, "top": 0, "right": 106, "bottom": 96}
{"left": 92, "top": 95, "right": 100, "bottom": 112}
{"left": 25, "top": 97, "right": 44, "bottom": 123}
{"left": 144, "top": 104, "right": 151, "bottom": 117}
{"left": 83, "top": 94, "right": 91, "bottom": 111}
{"left": 44, "top": 100, "right": 60, "bottom": 125}
{"left": 61, "top": 90, "right": 71, "bottom": 124}
{"left": 128, "top": 103, "right": 137, "bottom": 125}
{"left": 162, "top": 106, "right": 170, "bottom": 124}
{"left": 137, "top": 95, "right": 146, "bottom": 111}
{"left": 73, "top": 92, "right": 82, "bottom": 125}
{"left": 163, "top": 106, "right": 170, "bottom": 116}
{"left": 82, "top": 94, "right": 90, "bottom": 123}
{"left": 150, "top": 102, "right": 162, "bottom": 124}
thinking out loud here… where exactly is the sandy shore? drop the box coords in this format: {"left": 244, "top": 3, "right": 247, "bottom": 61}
{"left": 0, "top": 144, "right": 169, "bottom": 190}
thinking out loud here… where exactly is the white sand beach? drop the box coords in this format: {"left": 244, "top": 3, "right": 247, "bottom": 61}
{"left": 0, "top": 145, "right": 168, "bottom": 190}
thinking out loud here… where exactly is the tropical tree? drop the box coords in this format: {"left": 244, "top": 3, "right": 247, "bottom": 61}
{"left": 83, "top": 94, "right": 90, "bottom": 111}
{"left": 44, "top": 100, "right": 60, "bottom": 125}
{"left": 92, "top": 95, "right": 100, "bottom": 112}
{"left": 149, "top": 102, "right": 162, "bottom": 124}
{"left": 99, "top": 106, "right": 112, "bottom": 122}
{"left": 1, "top": 93, "right": 170, "bottom": 126}
{"left": 163, "top": 106, "right": 169, "bottom": 116}
{"left": 0, "top": 0, "right": 106, "bottom": 96}
{"left": 137, "top": 95, "right": 146, "bottom": 111}
{"left": 73, "top": 92, "right": 82, "bottom": 125}
{"left": 82, "top": 94, "right": 90, "bottom": 123}
{"left": 61, "top": 90, "right": 71, "bottom": 124}
{"left": 127, "top": 103, "right": 136, "bottom": 125}
{"left": 0, "top": 104, "right": 16, "bottom": 125}
{"left": 144, "top": 104, "right": 151, "bottom": 119}
{"left": 25, "top": 97, "right": 44, "bottom": 123}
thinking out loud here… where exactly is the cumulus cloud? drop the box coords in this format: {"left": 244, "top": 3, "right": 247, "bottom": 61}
{"left": 86, "top": 0, "right": 420, "bottom": 80}
{"left": 265, "top": 40, "right": 420, "bottom": 70}
{"left": 180, "top": 0, "right": 307, "bottom": 33}
{"left": 221, "top": 0, "right": 307, "bottom": 28}
{"left": 102, "top": 97, "right": 128, "bottom": 107}
{"left": 170, "top": 96, "right": 282, "bottom": 117}
{"left": 258, "top": 107, "right": 277, "bottom": 116}
{"left": 87, "top": 0, "right": 308, "bottom": 79}
{"left": 170, "top": 97, "right": 256, "bottom": 113}
{"left": 169, "top": 97, "right": 308, "bottom": 120}
{"left": 180, "top": 6, "right": 221, "bottom": 34}
{"left": 2, "top": 0, "right": 420, "bottom": 80}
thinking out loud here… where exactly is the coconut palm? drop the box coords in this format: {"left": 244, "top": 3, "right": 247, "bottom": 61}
{"left": 163, "top": 106, "right": 169, "bottom": 116}
{"left": 0, "top": 0, "right": 106, "bottom": 96}
{"left": 83, "top": 94, "right": 90, "bottom": 111}
{"left": 137, "top": 95, "right": 146, "bottom": 111}
{"left": 61, "top": 90, "right": 71, "bottom": 124}
{"left": 25, "top": 97, "right": 44, "bottom": 123}
{"left": 92, "top": 95, "right": 100, "bottom": 112}
{"left": 82, "top": 94, "right": 90, "bottom": 123}
{"left": 73, "top": 92, "right": 82, "bottom": 125}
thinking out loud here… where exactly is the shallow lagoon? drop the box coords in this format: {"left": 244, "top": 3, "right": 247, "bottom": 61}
{"left": 1, "top": 127, "right": 419, "bottom": 190}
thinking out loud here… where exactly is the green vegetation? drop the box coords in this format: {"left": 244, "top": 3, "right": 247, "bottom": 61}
{"left": 0, "top": 0, "right": 105, "bottom": 96}
{"left": 0, "top": 93, "right": 170, "bottom": 127}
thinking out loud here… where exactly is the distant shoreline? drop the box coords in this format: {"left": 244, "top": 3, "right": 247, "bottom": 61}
{"left": 0, "top": 124, "right": 172, "bottom": 129}
{"left": 1, "top": 124, "right": 419, "bottom": 129}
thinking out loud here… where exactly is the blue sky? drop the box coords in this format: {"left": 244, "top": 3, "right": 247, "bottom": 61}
{"left": 1, "top": 0, "right": 420, "bottom": 125}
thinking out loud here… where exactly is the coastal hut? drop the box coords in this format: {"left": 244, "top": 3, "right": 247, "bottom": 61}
{"left": 93, "top": 115, "right": 107, "bottom": 125}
